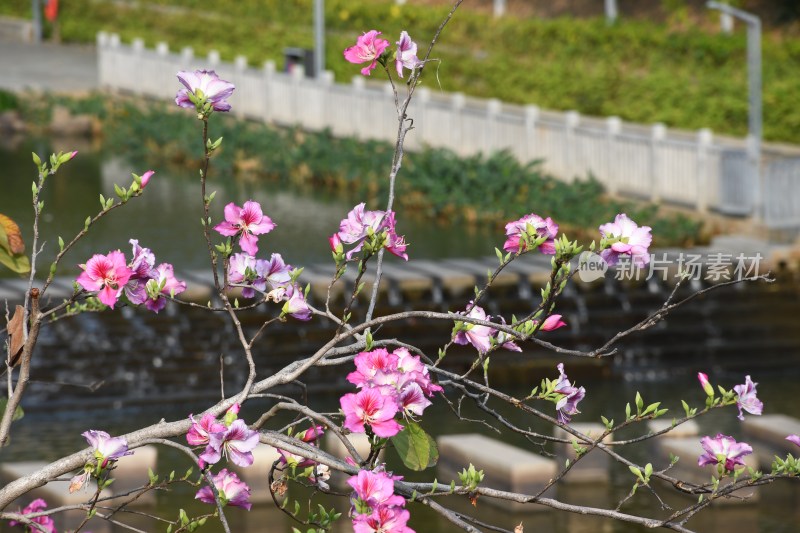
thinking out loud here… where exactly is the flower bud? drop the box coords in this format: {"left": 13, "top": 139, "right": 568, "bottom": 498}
{"left": 697, "top": 372, "right": 714, "bottom": 397}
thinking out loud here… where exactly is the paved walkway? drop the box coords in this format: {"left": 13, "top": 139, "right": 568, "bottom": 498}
{"left": 0, "top": 40, "right": 98, "bottom": 93}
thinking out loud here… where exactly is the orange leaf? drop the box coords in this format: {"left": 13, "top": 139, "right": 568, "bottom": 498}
{"left": 7, "top": 305, "right": 25, "bottom": 367}
{"left": 0, "top": 214, "right": 25, "bottom": 255}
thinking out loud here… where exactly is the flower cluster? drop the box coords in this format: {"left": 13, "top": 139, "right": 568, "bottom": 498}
{"left": 344, "top": 30, "right": 422, "bottom": 78}
{"left": 215, "top": 200, "right": 312, "bottom": 320}
{"left": 503, "top": 213, "right": 559, "bottom": 255}
{"left": 698, "top": 434, "right": 753, "bottom": 472}
{"left": 175, "top": 69, "right": 235, "bottom": 114}
{"left": 187, "top": 405, "right": 259, "bottom": 469}
{"left": 553, "top": 363, "right": 585, "bottom": 424}
{"left": 348, "top": 467, "right": 415, "bottom": 533}
{"left": 77, "top": 241, "right": 185, "bottom": 311}
{"left": 340, "top": 348, "right": 441, "bottom": 438}
{"left": 453, "top": 302, "right": 566, "bottom": 354}
{"left": 697, "top": 372, "right": 764, "bottom": 421}
{"left": 187, "top": 406, "right": 255, "bottom": 511}
{"left": 598, "top": 213, "right": 652, "bottom": 268}
{"left": 9, "top": 498, "right": 56, "bottom": 533}
{"left": 331, "top": 203, "right": 408, "bottom": 262}
{"left": 125, "top": 239, "right": 186, "bottom": 313}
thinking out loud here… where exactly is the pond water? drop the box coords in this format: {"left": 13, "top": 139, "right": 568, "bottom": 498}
{"left": 2, "top": 139, "right": 800, "bottom": 532}
{"left": 0, "top": 139, "right": 498, "bottom": 275}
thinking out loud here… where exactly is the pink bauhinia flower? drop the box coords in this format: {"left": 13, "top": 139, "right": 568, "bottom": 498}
{"left": 733, "top": 375, "right": 763, "bottom": 421}
{"left": 344, "top": 30, "right": 390, "bottom": 76}
{"left": 195, "top": 469, "right": 252, "bottom": 510}
{"left": 787, "top": 435, "right": 800, "bottom": 447}
{"left": 176, "top": 69, "right": 235, "bottom": 112}
{"left": 340, "top": 388, "right": 403, "bottom": 438}
{"left": 334, "top": 203, "right": 408, "bottom": 261}
{"left": 698, "top": 434, "right": 753, "bottom": 472}
{"left": 187, "top": 413, "right": 225, "bottom": 447}
{"left": 395, "top": 31, "right": 422, "bottom": 78}
{"left": 281, "top": 284, "right": 312, "bottom": 321}
{"left": 214, "top": 200, "right": 276, "bottom": 256}
{"left": 347, "top": 469, "right": 406, "bottom": 510}
{"left": 77, "top": 251, "right": 133, "bottom": 308}
{"left": 353, "top": 505, "right": 414, "bottom": 533}
{"left": 599, "top": 213, "right": 652, "bottom": 268}
{"left": 8, "top": 498, "right": 56, "bottom": 533}
{"left": 503, "top": 213, "right": 559, "bottom": 254}
{"left": 539, "top": 314, "right": 567, "bottom": 331}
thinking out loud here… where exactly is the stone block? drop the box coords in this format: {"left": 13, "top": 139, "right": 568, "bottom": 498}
{"left": 553, "top": 423, "right": 613, "bottom": 483}
{"left": 437, "top": 433, "right": 556, "bottom": 511}
{"left": 741, "top": 415, "right": 800, "bottom": 467}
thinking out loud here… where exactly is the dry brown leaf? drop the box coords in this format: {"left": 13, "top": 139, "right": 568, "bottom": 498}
{"left": 7, "top": 305, "right": 24, "bottom": 367}
{"left": 0, "top": 214, "right": 25, "bottom": 255}
{"left": 515, "top": 522, "right": 524, "bottom": 533}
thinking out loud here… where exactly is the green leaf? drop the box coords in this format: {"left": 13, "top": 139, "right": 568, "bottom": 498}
{"left": 391, "top": 420, "right": 439, "bottom": 471}
{"left": 0, "top": 398, "right": 25, "bottom": 421}
{"left": 0, "top": 246, "right": 31, "bottom": 274}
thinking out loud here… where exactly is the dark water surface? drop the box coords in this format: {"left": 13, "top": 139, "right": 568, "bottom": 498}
{"left": 3, "top": 141, "right": 800, "bottom": 532}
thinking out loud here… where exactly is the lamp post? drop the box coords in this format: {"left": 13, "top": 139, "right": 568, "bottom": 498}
{"left": 31, "top": 0, "right": 42, "bottom": 43}
{"left": 314, "top": 0, "right": 325, "bottom": 78}
{"left": 707, "top": 2, "right": 762, "bottom": 218}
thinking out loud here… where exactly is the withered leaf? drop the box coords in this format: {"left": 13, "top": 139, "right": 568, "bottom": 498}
{"left": 7, "top": 305, "right": 25, "bottom": 367}
{"left": 0, "top": 214, "right": 25, "bottom": 255}
{"left": 515, "top": 522, "right": 524, "bottom": 533}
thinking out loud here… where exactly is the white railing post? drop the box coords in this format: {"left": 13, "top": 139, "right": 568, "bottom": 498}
{"left": 696, "top": 128, "right": 713, "bottom": 213}
{"left": 493, "top": 0, "right": 506, "bottom": 18}
{"left": 524, "top": 105, "right": 539, "bottom": 163}
{"left": 650, "top": 123, "right": 666, "bottom": 203}
{"left": 320, "top": 70, "right": 335, "bottom": 131}
{"left": 156, "top": 42, "right": 168, "bottom": 56}
{"left": 263, "top": 60, "right": 276, "bottom": 123}
{"left": 486, "top": 98, "right": 501, "bottom": 155}
{"left": 208, "top": 50, "right": 220, "bottom": 68}
{"left": 451, "top": 92, "right": 466, "bottom": 154}
{"left": 131, "top": 38, "right": 145, "bottom": 95}
{"left": 605, "top": 116, "right": 622, "bottom": 195}
{"left": 416, "top": 87, "right": 431, "bottom": 147}
{"left": 565, "top": 111, "right": 580, "bottom": 182}
{"left": 181, "top": 46, "right": 193, "bottom": 66}
{"left": 351, "top": 76, "right": 366, "bottom": 138}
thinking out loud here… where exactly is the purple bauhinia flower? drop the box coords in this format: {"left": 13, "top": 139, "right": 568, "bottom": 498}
{"left": 553, "top": 363, "right": 585, "bottom": 424}
{"left": 202, "top": 419, "right": 260, "bottom": 468}
{"left": 143, "top": 263, "right": 186, "bottom": 313}
{"left": 344, "top": 30, "right": 390, "bottom": 76}
{"left": 395, "top": 31, "right": 422, "bottom": 78}
{"left": 453, "top": 303, "right": 494, "bottom": 354}
{"left": 82, "top": 430, "right": 133, "bottom": 467}
{"left": 175, "top": 69, "right": 235, "bottom": 112}
{"left": 733, "top": 375, "right": 763, "bottom": 421}
{"left": 698, "top": 433, "right": 753, "bottom": 472}
{"left": 786, "top": 435, "right": 800, "bottom": 447}
{"left": 195, "top": 469, "right": 252, "bottom": 510}
{"left": 599, "top": 213, "right": 652, "bottom": 268}
{"left": 187, "top": 413, "right": 225, "bottom": 447}
{"left": 214, "top": 200, "right": 276, "bottom": 256}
